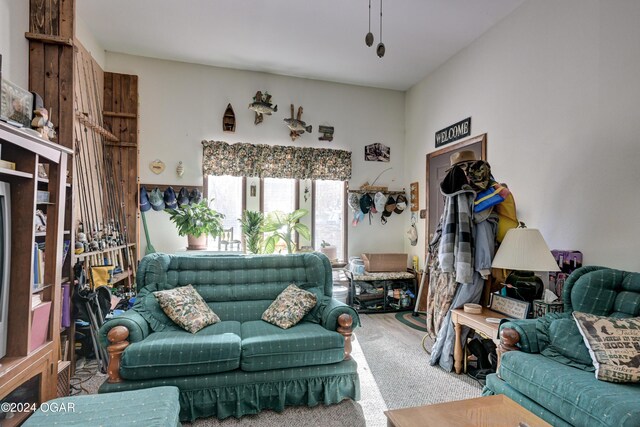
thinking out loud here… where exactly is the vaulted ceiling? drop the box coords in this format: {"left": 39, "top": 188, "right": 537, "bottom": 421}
{"left": 78, "top": 0, "right": 525, "bottom": 91}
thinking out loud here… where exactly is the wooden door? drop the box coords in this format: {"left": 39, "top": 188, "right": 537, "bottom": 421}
{"left": 417, "top": 134, "right": 487, "bottom": 312}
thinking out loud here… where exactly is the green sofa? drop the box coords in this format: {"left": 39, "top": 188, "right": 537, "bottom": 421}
{"left": 98, "top": 252, "right": 360, "bottom": 421}
{"left": 483, "top": 266, "right": 640, "bottom": 427}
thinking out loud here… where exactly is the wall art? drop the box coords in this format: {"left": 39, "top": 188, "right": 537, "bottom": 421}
{"left": 364, "top": 142, "right": 390, "bottom": 162}
{"left": 248, "top": 91, "right": 277, "bottom": 125}
{"left": 284, "top": 104, "right": 311, "bottom": 141}
{"left": 222, "top": 103, "right": 236, "bottom": 132}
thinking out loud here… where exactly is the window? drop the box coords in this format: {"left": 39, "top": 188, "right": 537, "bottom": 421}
{"left": 262, "top": 178, "right": 296, "bottom": 216}
{"left": 205, "top": 175, "right": 346, "bottom": 258}
{"left": 207, "top": 175, "right": 244, "bottom": 250}
{"left": 313, "top": 180, "right": 345, "bottom": 261}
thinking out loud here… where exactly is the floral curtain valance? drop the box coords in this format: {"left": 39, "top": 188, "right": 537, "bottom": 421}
{"left": 202, "top": 140, "right": 352, "bottom": 181}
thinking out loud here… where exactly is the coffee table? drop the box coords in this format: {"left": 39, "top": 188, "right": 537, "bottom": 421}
{"left": 384, "top": 395, "right": 552, "bottom": 427}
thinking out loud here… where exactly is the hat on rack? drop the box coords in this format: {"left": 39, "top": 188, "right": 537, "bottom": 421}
{"left": 149, "top": 188, "right": 165, "bottom": 211}
{"left": 139, "top": 186, "right": 151, "bottom": 212}
{"left": 177, "top": 187, "right": 190, "bottom": 207}
{"left": 189, "top": 188, "right": 203, "bottom": 205}
{"left": 164, "top": 186, "right": 177, "bottom": 209}
{"left": 394, "top": 194, "right": 407, "bottom": 214}
{"left": 359, "top": 194, "right": 374, "bottom": 214}
{"left": 381, "top": 196, "right": 396, "bottom": 224}
{"left": 374, "top": 192, "right": 386, "bottom": 213}
{"left": 348, "top": 193, "right": 360, "bottom": 212}
{"left": 450, "top": 150, "right": 477, "bottom": 166}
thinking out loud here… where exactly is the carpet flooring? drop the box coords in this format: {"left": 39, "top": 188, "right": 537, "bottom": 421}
{"left": 74, "top": 313, "right": 481, "bottom": 425}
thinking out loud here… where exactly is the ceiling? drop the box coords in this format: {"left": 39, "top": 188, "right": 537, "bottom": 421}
{"left": 77, "top": 0, "right": 525, "bottom": 91}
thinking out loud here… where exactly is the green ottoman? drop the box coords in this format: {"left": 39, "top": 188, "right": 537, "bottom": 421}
{"left": 23, "top": 386, "right": 181, "bottom": 427}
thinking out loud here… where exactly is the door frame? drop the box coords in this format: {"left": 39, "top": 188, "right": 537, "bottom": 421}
{"left": 424, "top": 133, "right": 487, "bottom": 259}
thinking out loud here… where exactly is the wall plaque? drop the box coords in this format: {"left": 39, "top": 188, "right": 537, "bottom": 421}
{"left": 435, "top": 117, "right": 471, "bottom": 147}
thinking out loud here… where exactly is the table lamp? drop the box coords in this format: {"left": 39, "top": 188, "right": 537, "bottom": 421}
{"left": 491, "top": 225, "right": 560, "bottom": 303}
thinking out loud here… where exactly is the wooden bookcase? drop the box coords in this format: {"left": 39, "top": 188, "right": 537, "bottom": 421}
{"left": 0, "top": 122, "right": 72, "bottom": 418}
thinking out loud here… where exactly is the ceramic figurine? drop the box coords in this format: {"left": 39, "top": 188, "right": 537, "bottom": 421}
{"left": 31, "top": 108, "right": 56, "bottom": 140}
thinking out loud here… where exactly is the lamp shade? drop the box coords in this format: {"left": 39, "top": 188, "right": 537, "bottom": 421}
{"left": 491, "top": 228, "right": 560, "bottom": 272}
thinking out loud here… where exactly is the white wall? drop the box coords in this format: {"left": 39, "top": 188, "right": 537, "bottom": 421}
{"left": 404, "top": 0, "right": 640, "bottom": 271}
{"left": 105, "top": 53, "right": 406, "bottom": 256}
{"left": 76, "top": 16, "right": 106, "bottom": 69}
{"left": 0, "top": 0, "right": 29, "bottom": 88}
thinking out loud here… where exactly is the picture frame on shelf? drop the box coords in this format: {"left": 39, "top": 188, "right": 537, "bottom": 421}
{"left": 1, "top": 78, "right": 33, "bottom": 128}
{"left": 489, "top": 293, "right": 530, "bottom": 319}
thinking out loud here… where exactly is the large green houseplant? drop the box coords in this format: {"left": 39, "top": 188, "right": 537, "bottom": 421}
{"left": 262, "top": 209, "right": 311, "bottom": 254}
{"left": 239, "top": 210, "right": 265, "bottom": 254}
{"left": 166, "top": 200, "right": 225, "bottom": 250}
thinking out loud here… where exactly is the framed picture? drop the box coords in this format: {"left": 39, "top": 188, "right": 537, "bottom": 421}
{"left": 1, "top": 78, "right": 33, "bottom": 128}
{"left": 365, "top": 142, "right": 390, "bottom": 162}
{"left": 490, "top": 293, "right": 530, "bottom": 319}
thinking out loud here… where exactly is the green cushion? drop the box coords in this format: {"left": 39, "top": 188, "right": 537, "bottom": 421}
{"left": 134, "top": 253, "right": 337, "bottom": 326}
{"left": 23, "top": 386, "right": 180, "bottom": 427}
{"left": 137, "top": 252, "right": 333, "bottom": 296}
{"left": 240, "top": 320, "right": 344, "bottom": 371}
{"left": 121, "top": 321, "right": 241, "bottom": 380}
{"left": 538, "top": 314, "right": 594, "bottom": 371}
{"left": 499, "top": 351, "right": 640, "bottom": 427}
{"left": 564, "top": 267, "right": 640, "bottom": 317}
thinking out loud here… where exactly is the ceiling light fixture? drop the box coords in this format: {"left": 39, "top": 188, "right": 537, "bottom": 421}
{"left": 376, "top": 0, "right": 385, "bottom": 58}
{"left": 365, "top": 0, "right": 374, "bottom": 47}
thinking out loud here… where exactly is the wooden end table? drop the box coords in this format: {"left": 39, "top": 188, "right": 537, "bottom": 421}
{"left": 451, "top": 307, "right": 508, "bottom": 375}
{"left": 384, "top": 395, "right": 551, "bottom": 427}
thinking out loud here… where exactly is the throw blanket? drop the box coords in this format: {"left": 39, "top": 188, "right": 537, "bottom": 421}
{"left": 438, "top": 191, "right": 474, "bottom": 284}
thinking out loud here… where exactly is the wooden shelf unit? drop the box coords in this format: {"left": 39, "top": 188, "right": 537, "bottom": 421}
{"left": 0, "top": 121, "right": 71, "bottom": 405}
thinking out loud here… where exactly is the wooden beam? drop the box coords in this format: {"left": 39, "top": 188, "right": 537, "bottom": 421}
{"left": 25, "top": 32, "right": 73, "bottom": 46}
{"left": 103, "top": 111, "right": 137, "bottom": 119}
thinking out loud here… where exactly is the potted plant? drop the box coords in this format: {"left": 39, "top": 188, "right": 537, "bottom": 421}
{"left": 262, "top": 209, "right": 311, "bottom": 254}
{"left": 239, "top": 210, "right": 265, "bottom": 254}
{"left": 166, "top": 200, "right": 225, "bottom": 250}
{"left": 320, "top": 240, "right": 338, "bottom": 262}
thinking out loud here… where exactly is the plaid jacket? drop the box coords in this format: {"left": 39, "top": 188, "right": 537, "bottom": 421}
{"left": 438, "top": 190, "right": 475, "bottom": 284}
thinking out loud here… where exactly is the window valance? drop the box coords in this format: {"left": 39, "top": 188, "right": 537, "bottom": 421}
{"left": 202, "top": 140, "right": 352, "bottom": 181}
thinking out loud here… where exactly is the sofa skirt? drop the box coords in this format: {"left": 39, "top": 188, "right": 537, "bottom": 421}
{"left": 99, "top": 359, "right": 360, "bottom": 421}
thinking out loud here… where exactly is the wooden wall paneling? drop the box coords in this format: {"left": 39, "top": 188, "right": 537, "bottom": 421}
{"left": 30, "top": 0, "right": 47, "bottom": 34}
{"left": 43, "top": 44, "right": 60, "bottom": 133}
{"left": 103, "top": 72, "right": 138, "bottom": 268}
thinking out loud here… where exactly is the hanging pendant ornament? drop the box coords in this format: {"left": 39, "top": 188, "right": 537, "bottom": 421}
{"left": 365, "top": 0, "right": 374, "bottom": 47}
{"left": 376, "top": 0, "right": 385, "bottom": 58}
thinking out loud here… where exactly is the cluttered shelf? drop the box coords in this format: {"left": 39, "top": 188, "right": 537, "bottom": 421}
{"left": 343, "top": 254, "right": 417, "bottom": 314}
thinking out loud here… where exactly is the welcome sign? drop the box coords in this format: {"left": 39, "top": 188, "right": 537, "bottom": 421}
{"left": 435, "top": 117, "right": 471, "bottom": 147}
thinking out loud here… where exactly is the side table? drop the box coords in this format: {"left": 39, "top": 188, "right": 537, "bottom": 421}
{"left": 450, "top": 308, "right": 508, "bottom": 374}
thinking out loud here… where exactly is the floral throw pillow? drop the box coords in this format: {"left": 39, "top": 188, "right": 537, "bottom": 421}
{"left": 153, "top": 284, "right": 220, "bottom": 333}
{"left": 262, "top": 284, "right": 318, "bottom": 329}
{"left": 573, "top": 312, "right": 640, "bottom": 383}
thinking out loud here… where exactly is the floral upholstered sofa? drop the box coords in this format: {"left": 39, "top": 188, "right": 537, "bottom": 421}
{"left": 98, "top": 252, "right": 359, "bottom": 422}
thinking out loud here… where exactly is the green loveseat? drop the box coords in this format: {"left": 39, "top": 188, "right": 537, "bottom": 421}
{"left": 98, "top": 252, "right": 360, "bottom": 421}
{"left": 483, "top": 266, "right": 640, "bottom": 427}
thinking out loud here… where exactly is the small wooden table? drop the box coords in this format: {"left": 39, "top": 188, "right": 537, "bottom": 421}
{"left": 384, "top": 395, "right": 552, "bottom": 427}
{"left": 451, "top": 307, "right": 508, "bottom": 374}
